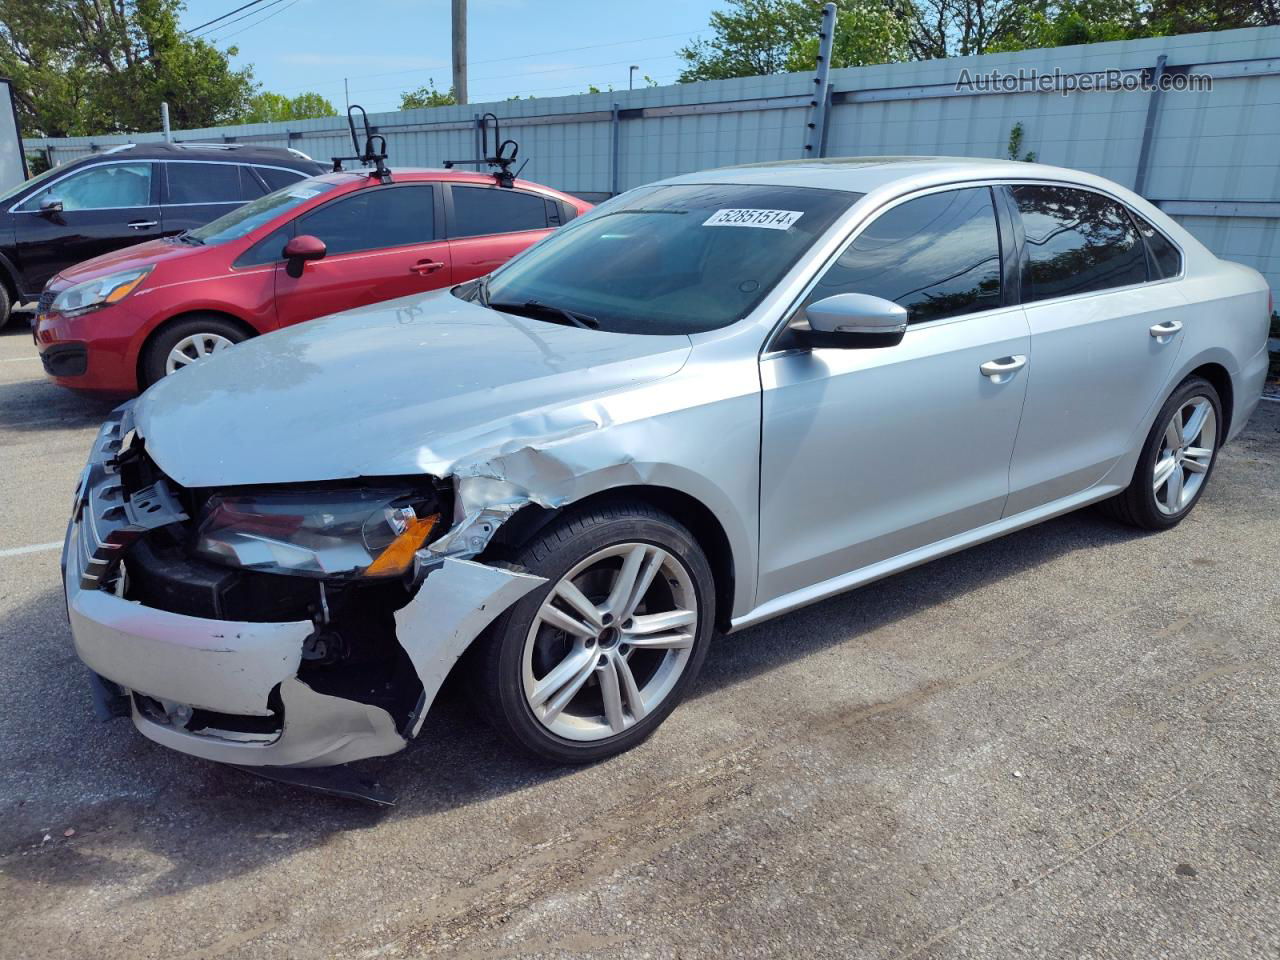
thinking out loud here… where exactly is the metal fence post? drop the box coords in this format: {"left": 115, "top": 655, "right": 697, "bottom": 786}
{"left": 474, "top": 113, "right": 483, "bottom": 165}
{"left": 802, "top": 2, "right": 837, "bottom": 158}
{"left": 611, "top": 103, "right": 621, "bottom": 196}
{"left": 1133, "top": 54, "right": 1167, "bottom": 197}
{"left": 161, "top": 102, "right": 172, "bottom": 143}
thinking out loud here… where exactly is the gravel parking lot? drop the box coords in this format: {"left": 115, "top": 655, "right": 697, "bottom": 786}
{"left": 1, "top": 320, "right": 1278, "bottom": 959}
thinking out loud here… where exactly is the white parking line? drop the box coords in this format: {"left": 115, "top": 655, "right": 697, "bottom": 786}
{"left": 1261, "top": 395, "right": 1280, "bottom": 404}
{"left": 1, "top": 356, "right": 39, "bottom": 362}
{"left": 0, "top": 541, "right": 62, "bottom": 558}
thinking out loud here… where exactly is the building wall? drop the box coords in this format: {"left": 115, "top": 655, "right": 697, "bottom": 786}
{"left": 22, "top": 26, "right": 1280, "bottom": 294}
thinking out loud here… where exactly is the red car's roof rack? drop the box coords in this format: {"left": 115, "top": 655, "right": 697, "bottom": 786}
{"left": 331, "top": 105, "right": 391, "bottom": 183}
{"left": 443, "top": 112, "right": 526, "bottom": 189}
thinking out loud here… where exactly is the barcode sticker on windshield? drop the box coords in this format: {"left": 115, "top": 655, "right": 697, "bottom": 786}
{"left": 703, "top": 208, "right": 804, "bottom": 230}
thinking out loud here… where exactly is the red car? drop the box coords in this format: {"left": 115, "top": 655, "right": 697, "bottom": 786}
{"left": 34, "top": 169, "right": 590, "bottom": 393}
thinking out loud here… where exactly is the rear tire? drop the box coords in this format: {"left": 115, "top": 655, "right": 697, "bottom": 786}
{"left": 474, "top": 500, "right": 715, "bottom": 764}
{"left": 0, "top": 283, "right": 12, "bottom": 330}
{"left": 140, "top": 314, "right": 250, "bottom": 389}
{"left": 1101, "top": 375, "right": 1222, "bottom": 530}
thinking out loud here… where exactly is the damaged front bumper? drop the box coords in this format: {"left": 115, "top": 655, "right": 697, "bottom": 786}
{"left": 62, "top": 407, "right": 545, "bottom": 769}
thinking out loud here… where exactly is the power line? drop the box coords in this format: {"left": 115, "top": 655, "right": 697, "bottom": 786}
{"left": 339, "top": 53, "right": 684, "bottom": 103}
{"left": 195, "top": 0, "right": 290, "bottom": 39}
{"left": 184, "top": 0, "right": 269, "bottom": 35}
{"left": 272, "top": 26, "right": 707, "bottom": 94}
{"left": 207, "top": 0, "right": 302, "bottom": 43}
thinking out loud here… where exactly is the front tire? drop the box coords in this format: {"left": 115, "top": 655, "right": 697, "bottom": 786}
{"left": 1103, "top": 375, "right": 1222, "bottom": 530}
{"left": 140, "top": 314, "right": 250, "bottom": 389}
{"left": 0, "top": 283, "right": 12, "bottom": 330}
{"left": 475, "top": 501, "right": 715, "bottom": 764}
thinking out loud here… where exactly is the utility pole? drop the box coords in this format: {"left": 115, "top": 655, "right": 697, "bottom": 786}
{"left": 161, "top": 102, "right": 172, "bottom": 142}
{"left": 451, "top": 0, "right": 468, "bottom": 105}
{"left": 344, "top": 78, "right": 350, "bottom": 112}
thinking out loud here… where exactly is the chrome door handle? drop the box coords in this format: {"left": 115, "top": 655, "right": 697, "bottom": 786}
{"left": 979, "top": 355, "right": 1027, "bottom": 381}
{"left": 127, "top": 220, "right": 157, "bottom": 230}
{"left": 1149, "top": 320, "right": 1183, "bottom": 340}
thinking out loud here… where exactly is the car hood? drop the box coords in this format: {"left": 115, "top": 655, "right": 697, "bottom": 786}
{"left": 134, "top": 290, "right": 693, "bottom": 487}
{"left": 53, "top": 237, "right": 205, "bottom": 287}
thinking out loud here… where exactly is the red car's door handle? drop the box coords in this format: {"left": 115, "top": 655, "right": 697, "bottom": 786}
{"left": 411, "top": 260, "right": 446, "bottom": 275}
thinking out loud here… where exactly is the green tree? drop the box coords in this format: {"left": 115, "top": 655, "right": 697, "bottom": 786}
{"left": 399, "top": 80, "right": 456, "bottom": 109}
{"left": 678, "top": 0, "right": 814, "bottom": 81}
{"left": 242, "top": 90, "right": 337, "bottom": 123}
{"left": 678, "top": 0, "right": 914, "bottom": 82}
{"left": 0, "top": 0, "right": 256, "bottom": 137}
{"left": 786, "top": 0, "right": 914, "bottom": 70}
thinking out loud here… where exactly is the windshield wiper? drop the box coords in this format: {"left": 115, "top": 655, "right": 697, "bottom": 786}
{"left": 176, "top": 231, "right": 204, "bottom": 245}
{"left": 490, "top": 299, "right": 598, "bottom": 330}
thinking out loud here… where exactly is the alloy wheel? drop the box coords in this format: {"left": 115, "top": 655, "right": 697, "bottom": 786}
{"left": 522, "top": 542, "right": 698, "bottom": 742}
{"left": 1153, "top": 396, "right": 1216, "bottom": 516}
{"left": 165, "top": 332, "right": 234, "bottom": 375}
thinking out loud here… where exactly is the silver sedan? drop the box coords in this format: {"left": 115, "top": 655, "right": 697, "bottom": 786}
{"left": 62, "top": 157, "right": 1271, "bottom": 781}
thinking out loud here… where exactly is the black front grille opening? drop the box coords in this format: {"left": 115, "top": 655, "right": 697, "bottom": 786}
{"left": 40, "top": 343, "right": 88, "bottom": 377}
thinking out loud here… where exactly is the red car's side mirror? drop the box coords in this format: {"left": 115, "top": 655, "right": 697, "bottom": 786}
{"left": 284, "top": 234, "right": 327, "bottom": 261}
{"left": 283, "top": 234, "right": 326, "bottom": 278}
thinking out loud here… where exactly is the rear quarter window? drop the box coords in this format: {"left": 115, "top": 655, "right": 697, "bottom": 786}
{"left": 1129, "top": 211, "right": 1182, "bottom": 279}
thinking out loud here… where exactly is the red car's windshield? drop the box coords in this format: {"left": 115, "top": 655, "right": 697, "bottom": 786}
{"left": 187, "top": 178, "right": 340, "bottom": 245}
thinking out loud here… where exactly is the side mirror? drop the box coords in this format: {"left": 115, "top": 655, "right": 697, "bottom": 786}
{"left": 283, "top": 234, "right": 326, "bottom": 278}
{"left": 797, "top": 293, "right": 908, "bottom": 349}
{"left": 39, "top": 197, "right": 64, "bottom": 216}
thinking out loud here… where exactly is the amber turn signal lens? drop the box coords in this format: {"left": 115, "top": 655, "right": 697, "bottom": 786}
{"left": 104, "top": 274, "right": 149, "bottom": 303}
{"left": 363, "top": 514, "right": 439, "bottom": 577}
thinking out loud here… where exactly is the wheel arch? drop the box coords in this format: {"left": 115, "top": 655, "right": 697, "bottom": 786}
{"left": 135, "top": 309, "right": 260, "bottom": 390}
{"left": 1183, "top": 361, "right": 1234, "bottom": 440}
{"left": 483, "top": 484, "right": 739, "bottom": 633}
{"left": 0, "top": 251, "right": 21, "bottom": 305}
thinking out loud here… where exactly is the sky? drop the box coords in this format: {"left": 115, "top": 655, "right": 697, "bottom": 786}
{"left": 179, "top": 0, "right": 727, "bottom": 113}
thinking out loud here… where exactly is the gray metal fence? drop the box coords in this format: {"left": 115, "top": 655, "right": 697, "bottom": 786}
{"left": 22, "top": 26, "right": 1280, "bottom": 293}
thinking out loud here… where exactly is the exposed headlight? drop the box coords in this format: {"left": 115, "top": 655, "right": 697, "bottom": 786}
{"left": 51, "top": 267, "right": 153, "bottom": 317}
{"left": 195, "top": 488, "right": 440, "bottom": 579}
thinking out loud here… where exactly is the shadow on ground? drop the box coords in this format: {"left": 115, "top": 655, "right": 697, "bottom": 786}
{"left": 0, "top": 505, "right": 1150, "bottom": 900}
{"left": 0, "top": 376, "right": 121, "bottom": 432}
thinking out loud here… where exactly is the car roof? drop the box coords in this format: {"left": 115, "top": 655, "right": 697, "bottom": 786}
{"left": 325, "top": 166, "right": 583, "bottom": 201}
{"left": 658, "top": 155, "right": 1132, "bottom": 198}
{"left": 74, "top": 142, "right": 325, "bottom": 172}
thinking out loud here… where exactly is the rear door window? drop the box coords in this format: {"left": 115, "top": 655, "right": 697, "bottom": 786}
{"left": 450, "top": 186, "right": 548, "bottom": 237}
{"left": 297, "top": 184, "right": 435, "bottom": 255}
{"left": 806, "top": 186, "right": 1003, "bottom": 324}
{"left": 1010, "top": 185, "right": 1148, "bottom": 302}
{"left": 166, "top": 162, "right": 252, "bottom": 204}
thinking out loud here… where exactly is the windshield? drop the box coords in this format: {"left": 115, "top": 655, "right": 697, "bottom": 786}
{"left": 0, "top": 164, "right": 64, "bottom": 206}
{"left": 479, "top": 182, "right": 858, "bottom": 334}
{"left": 188, "top": 178, "right": 339, "bottom": 245}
